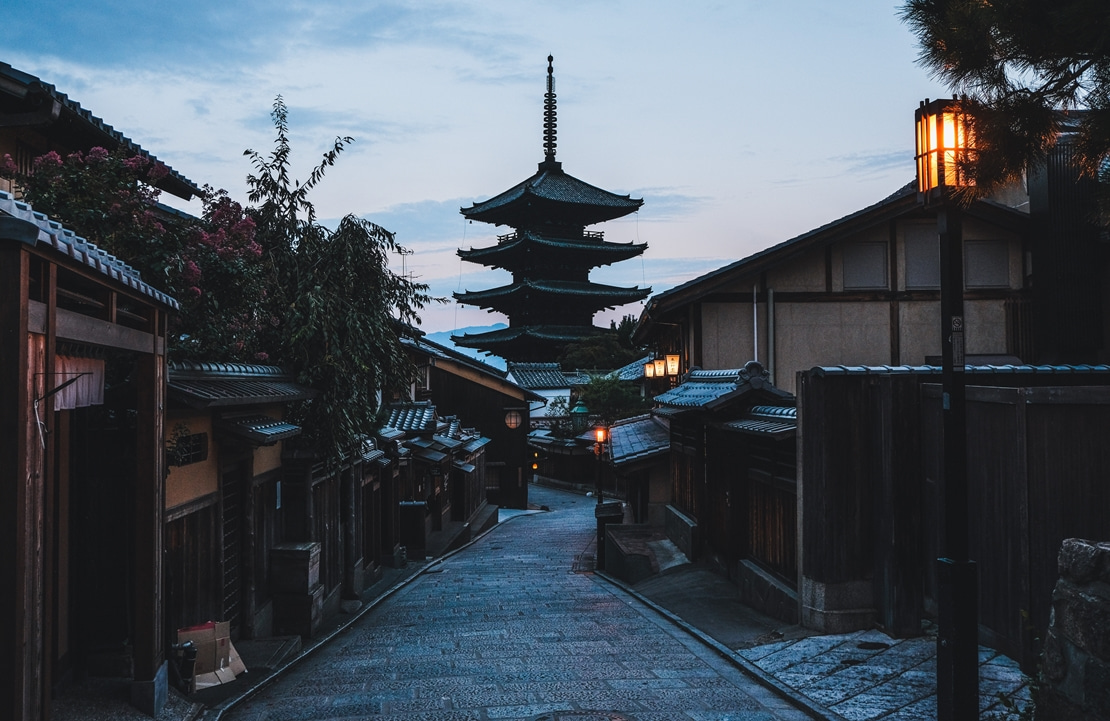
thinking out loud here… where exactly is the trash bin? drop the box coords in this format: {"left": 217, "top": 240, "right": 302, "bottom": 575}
{"left": 594, "top": 500, "right": 624, "bottom": 571}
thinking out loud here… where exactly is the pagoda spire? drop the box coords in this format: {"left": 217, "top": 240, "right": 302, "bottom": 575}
{"left": 543, "top": 55, "right": 557, "bottom": 164}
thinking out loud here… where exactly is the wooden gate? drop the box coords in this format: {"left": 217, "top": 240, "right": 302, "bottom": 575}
{"left": 923, "top": 384, "right": 1110, "bottom": 668}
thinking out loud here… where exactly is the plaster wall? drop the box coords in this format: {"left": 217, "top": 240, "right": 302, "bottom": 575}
{"left": 899, "top": 301, "right": 941, "bottom": 365}
{"left": 773, "top": 302, "right": 891, "bottom": 395}
{"left": 700, "top": 301, "right": 756, "bottom": 371}
{"left": 165, "top": 413, "right": 216, "bottom": 509}
{"left": 764, "top": 247, "right": 826, "bottom": 292}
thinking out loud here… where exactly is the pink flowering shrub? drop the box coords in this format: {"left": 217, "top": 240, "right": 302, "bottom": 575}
{"left": 0, "top": 147, "right": 271, "bottom": 363}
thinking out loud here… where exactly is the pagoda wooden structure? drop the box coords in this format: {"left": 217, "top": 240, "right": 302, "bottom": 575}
{"left": 453, "top": 56, "right": 649, "bottom": 362}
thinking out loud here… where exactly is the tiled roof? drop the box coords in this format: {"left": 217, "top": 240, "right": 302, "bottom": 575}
{"left": 454, "top": 278, "right": 650, "bottom": 309}
{"left": 613, "top": 355, "right": 654, "bottom": 382}
{"left": 1, "top": 192, "right": 179, "bottom": 310}
{"left": 458, "top": 229, "right": 646, "bottom": 270}
{"left": 168, "top": 361, "right": 314, "bottom": 408}
{"left": 451, "top": 324, "right": 607, "bottom": 349}
{"left": 0, "top": 61, "right": 200, "bottom": 199}
{"left": 718, "top": 405, "right": 796, "bottom": 439}
{"left": 507, "top": 362, "right": 569, "bottom": 390}
{"left": 461, "top": 160, "right": 643, "bottom": 228}
{"left": 809, "top": 364, "right": 1110, "bottom": 376}
{"left": 608, "top": 414, "right": 670, "bottom": 467}
{"left": 654, "top": 361, "right": 792, "bottom": 411}
{"left": 214, "top": 414, "right": 302, "bottom": 446}
{"left": 385, "top": 402, "right": 438, "bottom": 434}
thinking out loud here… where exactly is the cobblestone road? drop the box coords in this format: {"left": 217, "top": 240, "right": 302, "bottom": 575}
{"left": 224, "top": 485, "right": 811, "bottom": 721}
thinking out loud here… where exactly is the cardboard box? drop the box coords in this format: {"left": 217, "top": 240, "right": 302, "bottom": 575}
{"left": 176, "top": 620, "right": 246, "bottom": 691}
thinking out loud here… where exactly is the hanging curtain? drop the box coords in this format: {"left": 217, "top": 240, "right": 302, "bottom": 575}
{"left": 53, "top": 355, "right": 105, "bottom": 410}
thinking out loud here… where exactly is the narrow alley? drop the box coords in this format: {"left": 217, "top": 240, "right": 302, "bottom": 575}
{"left": 218, "top": 485, "right": 811, "bottom": 721}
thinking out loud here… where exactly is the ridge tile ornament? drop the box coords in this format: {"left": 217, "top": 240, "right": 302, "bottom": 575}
{"left": 453, "top": 56, "right": 650, "bottom": 361}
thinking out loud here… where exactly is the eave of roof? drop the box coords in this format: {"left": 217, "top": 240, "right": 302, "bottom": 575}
{"left": 451, "top": 324, "right": 608, "bottom": 350}
{"left": 167, "top": 362, "right": 315, "bottom": 409}
{"left": 654, "top": 363, "right": 793, "bottom": 411}
{"left": 507, "top": 362, "right": 571, "bottom": 390}
{"left": 608, "top": 413, "right": 670, "bottom": 467}
{"left": 214, "top": 414, "right": 302, "bottom": 446}
{"left": 632, "top": 182, "right": 1030, "bottom": 343}
{"left": 455, "top": 278, "right": 650, "bottom": 310}
{"left": 458, "top": 230, "right": 647, "bottom": 270}
{"left": 1, "top": 193, "right": 180, "bottom": 310}
{"left": 461, "top": 160, "right": 643, "bottom": 227}
{"left": 807, "top": 363, "right": 1110, "bottom": 377}
{"left": 0, "top": 62, "right": 200, "bottom": 200}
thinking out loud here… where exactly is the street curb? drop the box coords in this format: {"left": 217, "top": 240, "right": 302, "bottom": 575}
{"left": 197, "top": 506, "right": 541, "bottom": 721}
{"left": 593, "top": 569, "right": 848, "bottom": 721}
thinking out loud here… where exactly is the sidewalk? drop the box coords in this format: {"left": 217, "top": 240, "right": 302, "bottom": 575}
{"left": 52, "top": 490, "right": 1032, "bottom": 721}
{"left": 602, "top": 561, "right": 1032, "bottom": 721}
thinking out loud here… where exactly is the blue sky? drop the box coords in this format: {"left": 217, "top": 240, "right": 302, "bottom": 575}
{"left": 5, "top": 1, "right": 946, "bottom": 332}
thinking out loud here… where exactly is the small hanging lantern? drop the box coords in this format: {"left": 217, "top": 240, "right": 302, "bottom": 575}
{"left": 665, "top": 354, "right": 680, "bottom": 376}
{"left": 644, "top": 361, "right": 655, "bottom": 378}
{"left": 653, "top": 359, "right": 666, "bottom": 377}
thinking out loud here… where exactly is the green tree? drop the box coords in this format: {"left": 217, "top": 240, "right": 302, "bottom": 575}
{"left": 577, "top": 374, "right": 650, "bottom": 426}
{"left": 557, "top": 330, "right": 643, "bottom": 370}
{"left": 901, "top": 0, "right": 1110, "bottom": 198}
{"left": 245, "top": 96, "right": 438, "bottom": 463}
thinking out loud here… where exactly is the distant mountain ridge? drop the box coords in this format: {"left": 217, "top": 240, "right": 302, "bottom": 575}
{"left": 423, "top": 325, "right": 508, "bottom": 371}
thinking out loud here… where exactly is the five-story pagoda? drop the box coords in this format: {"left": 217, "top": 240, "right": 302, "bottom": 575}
{"left": 452, "top": 56, "right": 650, "bottom": 362}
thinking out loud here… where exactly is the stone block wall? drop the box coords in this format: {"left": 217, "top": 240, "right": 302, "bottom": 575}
{"left": 1039, "top": 538, "right": 1110, "bottom": 721}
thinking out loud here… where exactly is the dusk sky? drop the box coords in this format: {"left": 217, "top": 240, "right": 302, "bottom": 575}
{"left": 6, "top": 1, "right": 947, "bottom": 333}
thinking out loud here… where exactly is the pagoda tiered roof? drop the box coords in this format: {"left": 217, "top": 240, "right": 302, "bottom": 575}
{"left": 453, "top": 278, "right": 650, "bottom": 314}
{"left": 460, "top": 159, "right": 643, "bottom": 228}
{"left": 451, "top": 324, "right": 608, "bottom": 360}
{"left": 458, "top": 228, "right": 646, "bottom": 271}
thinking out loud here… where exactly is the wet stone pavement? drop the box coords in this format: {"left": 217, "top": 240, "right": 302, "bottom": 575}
{"left": 223, "top": 485, "right": 811, "bottom": 721}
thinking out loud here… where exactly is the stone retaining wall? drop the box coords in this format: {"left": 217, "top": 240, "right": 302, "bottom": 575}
{"left": 1039, "top": 538, "right": 1110, "bottom": 720}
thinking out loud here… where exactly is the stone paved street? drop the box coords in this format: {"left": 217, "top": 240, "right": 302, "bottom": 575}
{"left": 222, "top": 485, "right": 812, "bottom": 721}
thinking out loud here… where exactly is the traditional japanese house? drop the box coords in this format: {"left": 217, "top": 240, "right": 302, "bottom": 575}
{"left": 163, "top": 361, "right": 315, "bottom": 642}
{"left": 632, "top": 182, "right": 1031, "bottom": 394}
{"left": 606, "top": 413, "right": 670, "bottom": 526}
{"left": 0, "top": 61, "right": 199, "bottom": 202}
{"left": 506, "top": 362, "right": 571, "bottom": 422}
{"left": 383, "top": 402, "right": 491, "bottom": 557}
{"left": 453, "top": 56, "right": 649, "bottom": 362}
{"left": 653, "top": 362, "right": 797, "bottom": 622}
{"left": 1, "top": 192, "right": 178, "bottom": 718}
{"left": 403, "top": 335, "right": 542, "bottom": 509}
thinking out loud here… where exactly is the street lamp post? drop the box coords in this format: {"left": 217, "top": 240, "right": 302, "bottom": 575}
{"left": 915, "top": 97, "right": 978, "bottom": 721}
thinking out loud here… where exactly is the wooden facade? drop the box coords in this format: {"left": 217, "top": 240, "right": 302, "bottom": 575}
{"left": 799, "top": 365, "right": 1110, "bottom": 668}
{"left": 1, "top": 196, "right": 177, "bottom": 718}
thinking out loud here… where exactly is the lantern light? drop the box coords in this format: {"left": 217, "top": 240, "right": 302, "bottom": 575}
{"left": 595, "top": 426, "right": 606, "bottom": 444}
{"left": 653, "top": 359, "right": 666, "bottom": 377}
{"left": 915, "top": 97, "right": 974, "bottom": 203}
{"left": 644, "top": 361, "right": 655, "bottom": 378}
{"left": 665, "top": 354, "right": 680, "bottom": 376}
